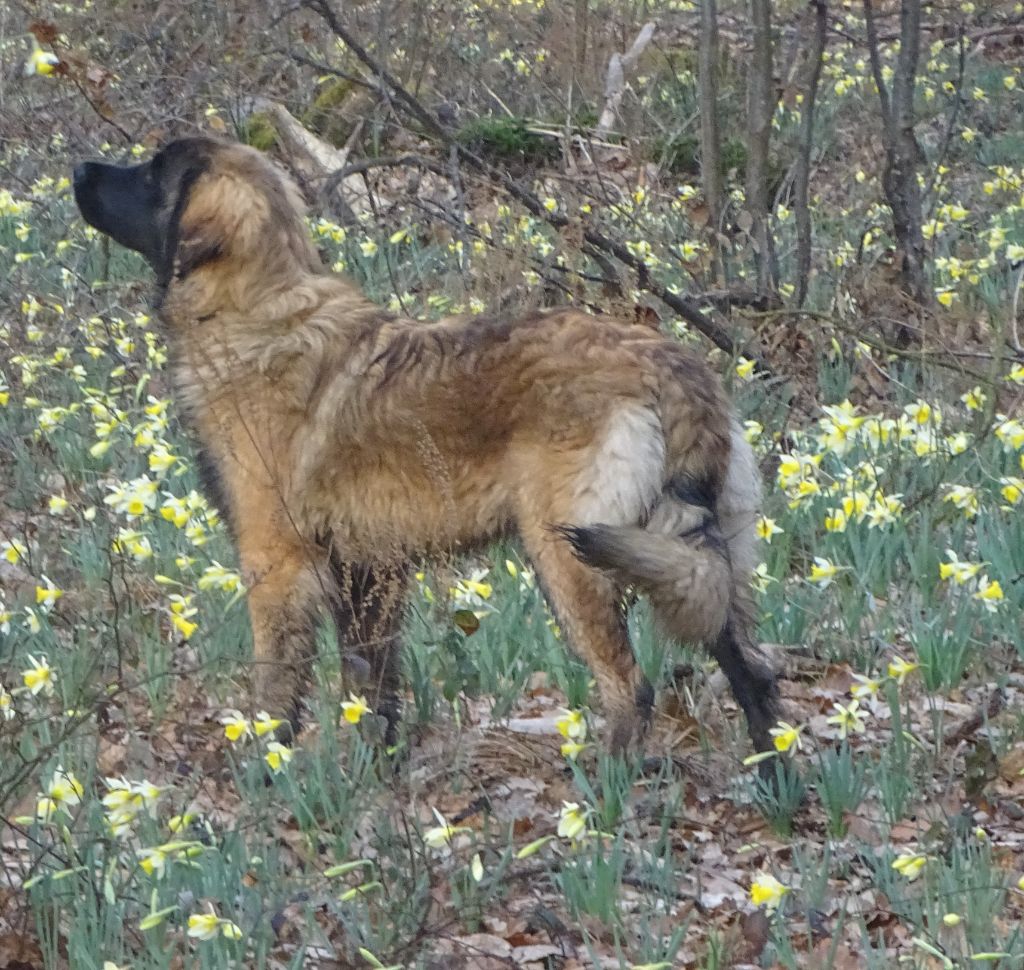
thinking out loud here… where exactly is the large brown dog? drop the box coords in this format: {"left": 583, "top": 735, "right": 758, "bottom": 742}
{"left": 73, "top": 137, "right": 779, "bottom": 756}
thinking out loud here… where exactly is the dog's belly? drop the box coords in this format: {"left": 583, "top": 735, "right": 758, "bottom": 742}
{"left": 297, "top": 451, "right": 515, "bottom": 558}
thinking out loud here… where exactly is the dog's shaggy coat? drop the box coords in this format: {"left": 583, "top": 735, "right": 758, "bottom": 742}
{"left": 73, "top": 137, "right": 779, "bottom": 754}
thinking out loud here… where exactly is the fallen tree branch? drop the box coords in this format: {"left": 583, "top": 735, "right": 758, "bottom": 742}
{"left": 595, "top": 21, "right": 656, "bottom": 139}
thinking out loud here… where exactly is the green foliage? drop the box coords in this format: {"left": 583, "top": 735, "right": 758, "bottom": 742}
{"left": 455, "top": 116, "right": 559, "bottom": 165}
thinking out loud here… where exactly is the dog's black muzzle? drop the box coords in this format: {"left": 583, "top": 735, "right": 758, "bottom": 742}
{"left": 72, "top": 158, "right": 163, "bottom": 264}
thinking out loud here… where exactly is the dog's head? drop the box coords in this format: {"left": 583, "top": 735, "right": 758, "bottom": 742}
{"left": 73, "top": 136, "right": 318, "bottom": 297}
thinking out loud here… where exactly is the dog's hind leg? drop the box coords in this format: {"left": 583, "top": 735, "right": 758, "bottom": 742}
{"left": 521, "top": 522, "right": 653, "bottom": 754}
{"left": 706, "top": 585, "right": 780, "bottom": 755}
{"left": 330, "top": 559, "right": 409, "bottom": 746}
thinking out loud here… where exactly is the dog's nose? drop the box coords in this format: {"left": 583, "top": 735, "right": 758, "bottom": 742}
{"left": 72, "top": 162, "right": 91, "bottom": 187}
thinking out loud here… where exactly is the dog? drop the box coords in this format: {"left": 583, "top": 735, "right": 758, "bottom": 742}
{"left": 73, "top": 136, "right": 779, "bottom": 757}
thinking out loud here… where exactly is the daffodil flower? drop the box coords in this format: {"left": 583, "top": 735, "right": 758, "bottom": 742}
{"left": 138, "top": 846, "right": 168, "bottom": 878}
{"left": 808, "top": 557, "right": 839, "bottom": 588}
{"left": 850, "top": 674, "right": 881, "bottom": 700}
{"left": 939, "top": 549, "right": 983, "bottom": 584}
{"left": 2, "top": 539, "right": 28, "bottom": 564}
{"left": 555, "top": 708, "right": 587, "bottom": 741}
{"left": 423, "top": 808, "right": 470, "bottom": 849}
{"left": 341, "top": 693, "right": 371, "bottom": 725}
{"left": 254, "top": 711, "right": 282, "bottom": 737}
{"left": 974, "top": 576, "right": 1004, "bottom": 612}
{"left": 45, "top": 766, "right": 83, "bottom": 811}
{"left": 220, "top": 710, "right": 251, "bottom": 743}
{"left": 887, "top": 656, "right": 919, "bottom": 684}
{"left": 960, "top": 386, "right": 986, "bottom": 411}
{"left": 999, "top": 477, "right": 1024, "bottom": 506}
{"left": 892, "top": 852, "right": 928, "bottom": 881}
{"left": 769, "top": 721, "right": 803, "bottom": 754}
{"left": 756, "top": 516, "right": 782, "bottom": 542}
{"left": 22, "top": 655, "right": 55, "bottom": 696}
{"left": 25, "top": 40, "right": 59, "bottom": 77}
{"left": 826, "top": 699, "right": 867, "bottom": 739}
{"left": 264, "top": 742, "right": 292, "bottom": 773}
{"left": 556, "top": 801, "right": 590, "bottom": 842}
{"left": 187, "top": 912, "right": 242, "bottom": 941}
{"left": 735, "top": 357, "right": 756, "bottom": 381}
{"left": 750, "top": 872, "right": 789, "bottom": 910}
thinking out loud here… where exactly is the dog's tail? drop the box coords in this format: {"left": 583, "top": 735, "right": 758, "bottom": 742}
{"left": 560, "top": 418, "right": 780, "bottom": 753}
{"left": 557, "top": 417, "right": 761, "bottom": 647}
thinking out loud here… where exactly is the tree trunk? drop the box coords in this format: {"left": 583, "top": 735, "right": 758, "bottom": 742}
{"left": 864, "top": 0, "right": 928, "bottom": 326}
{"left": 745, "top": 0, "right": 777, "bottom": 295}
{"left": 698, "top": 0, "right": 723, "bottom": 236}
{"left": 793, "top": 0, "right": 828, "bottom": 307}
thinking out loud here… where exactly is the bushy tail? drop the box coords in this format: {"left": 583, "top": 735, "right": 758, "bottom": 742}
{"left": 558, "top": 419, "right": 781, "bottom": 753}
{"left": 556, "top": 483, "right": 733, "bottom": 645}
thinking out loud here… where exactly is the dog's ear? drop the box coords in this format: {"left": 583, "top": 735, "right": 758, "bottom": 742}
{"left": 165, "top": 167, "right": 224, "bottom": 281}
{"left": 174, "top": 216, "right": 224, "bottom": 279}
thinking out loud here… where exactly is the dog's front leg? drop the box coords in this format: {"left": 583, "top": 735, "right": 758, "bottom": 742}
{"left": 235, "top": 496, "right": 326, "bottom": 737}
{"left": 330, "top": 560, "right": 409, "bottom": 746}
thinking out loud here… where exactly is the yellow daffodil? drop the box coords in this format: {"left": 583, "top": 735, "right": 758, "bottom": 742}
{"left": 168, "top": 812, "right": 195, "bottom": 833}
{"left": 423, "top": 808, "right": 470, "bottom": 849}
{"left": 939, "top": 550, "right": 983, "bottom": 584}
{"left": 756, "top": 517, "right": 782, "bottom": 542}
{"left": 340, "top": 693, "right": 371, "bottom": 724}
{"left": 769, "top": 721, "right": 803, "bottom": 754}
{"left": 826, "top": 699, "right": 867, "bottom": 739}
{"left": 735, "top": 357, "right": 756, "bottom": 381}
{"left": 25, "top": 40, "right": 59, "bottom": 77}
{"left": 171, "top": 614, "right": 198, "bottom": 639}
{"left": 264, "top": 741, "right": 293, "bottom": 773}
{"left": 887, "top": 656, "right": 919, "bottom": 684}
{"left": 904, "top": 400, "right": 937, "bottom": 426}
{"left": 35, "top": 577, "right": 63, "bottom": 609}
{"left": 960, "top": 386, "right": 986, "bottom": 411}
{"left": 743, "top": 420, "right": 763, "bottom": 443}
{"left": 999, "top": 477, "right": 1023, "bottom": 506}
{"left": 187, "top": 912, "right": 242, "bottom": 940}
{"left": 555, "top": 708, "right": 587, "bottom": 741}
{"left": 2, "top": 539, "right": 28, "bottom": 564}
{"left": 253, "top": 711, "right": 282, "bottom": 737}
{"left": 974, "top": 576, "right": 1004, "bottom": 612}
{"left": 560, "top": 741, "right": 589, "bottom": 760}
{"left": 850, "top": 674, "right": 881, "bottom": 700}
{"left": 138, "top": 846, "right": 168, "bottom": 878}
{"left": 45, "top": 766, "right": 83, "bottom": 811}
{"left": 22, "top": 655, "right": 55, "bottom": 695}
{"left": 220, "top": 711, "right": 251, "bottom": 743}
{"left": 556, "top": 801, "right": 590, "bottom": 842}
{"left": 808, "top": 557, "right": 839, "bottom": 588}
{"left": 750, "top": 872, "right": 789, "bottom": 910}
{"left": 198, "top": 562, "right": 243, "bottom": 592}
{"left": 892, "top": 852, "right": 928, "bottom": 881}
{"left": 824, "top": 508, "right": 847, "bottom": 532}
